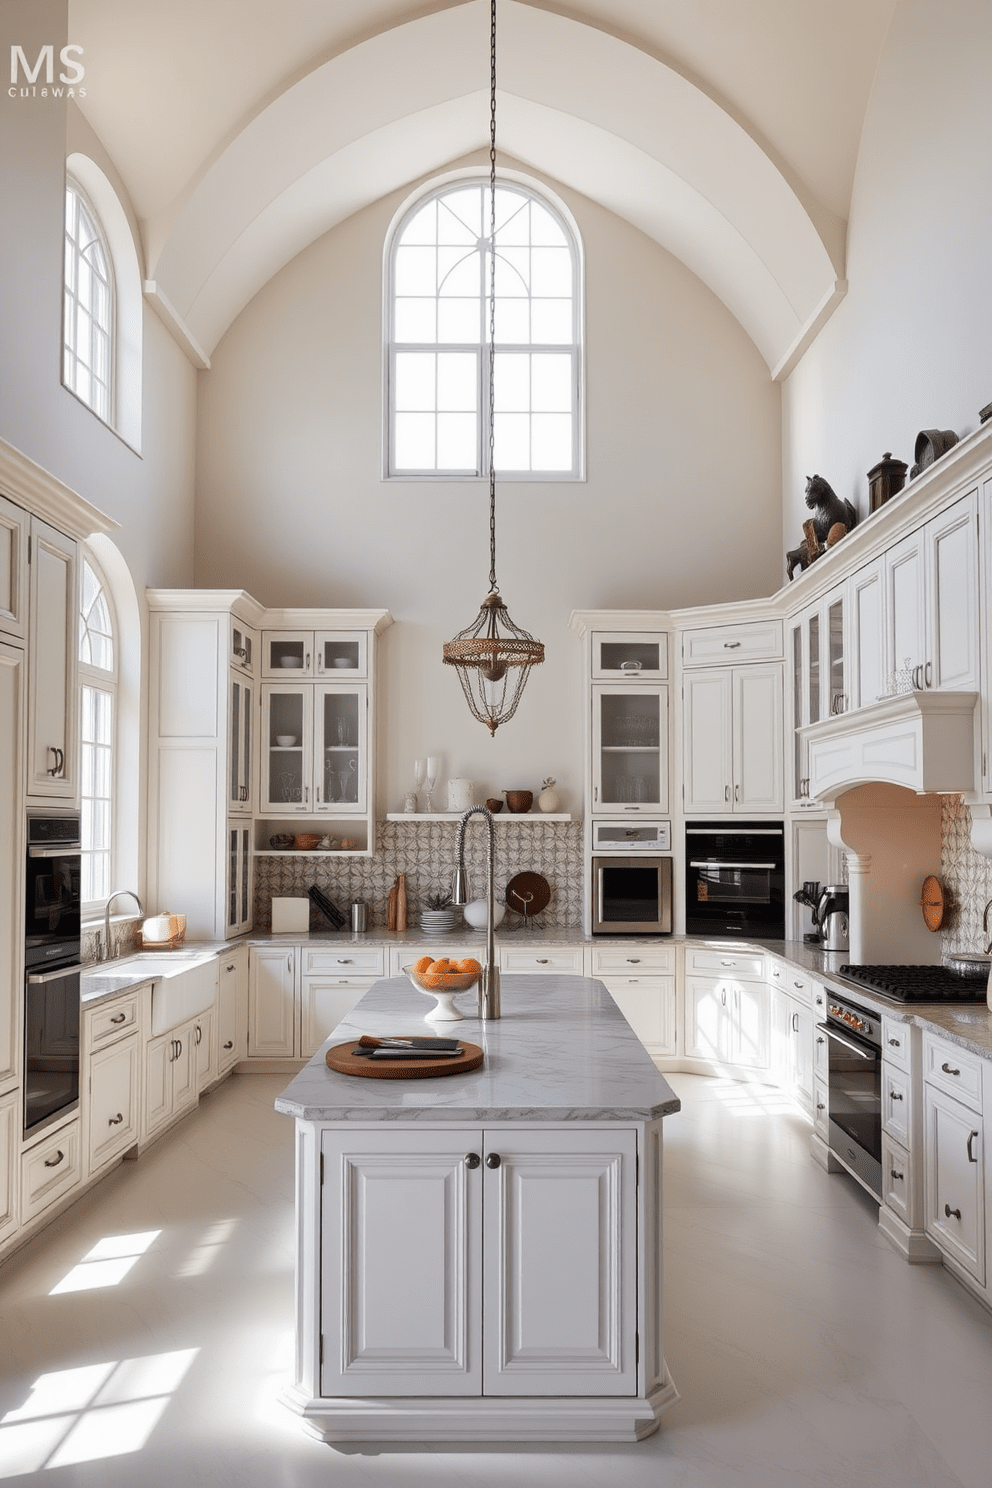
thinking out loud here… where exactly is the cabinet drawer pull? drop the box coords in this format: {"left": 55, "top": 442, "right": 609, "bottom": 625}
{"left": 626, "top": 958, "right": 641, "bottom": 964}
{"left": 816, "top": 1036, "right": 825, "bottom": 1045}
{"left": 43, "top": 1149, "right": 64, "bottom": 1168}
{"left": 226, "top": 964, "right": 235, "bottom": 972}
{"left": 465, "top": 1153, "right": 481, "bottom": 1169}
{"left": 336, "top": 959, "right": 352, "bottom": 965}
{"left": 792, "top": 1013, "right": 799, "bottom": 1033}
{"left": 223, "top": 1040, "right": 234, "bottom": 1051}
{"left": 195, "top": 1025, "right": 202, "bottom": 1045}
{"left": 940, "top": 1061, "right": 960, "bottom": 1077}
{"left": 109, "top": 1112, "right": 124, "bottom": 1126}
{"left": 536, "top": 958, "right": 549, "bottom": 964}
{"left": 723, "top": 640, "right": 741, "bottom": 649}
{"left": 888, "top": 1037, "right": 900, "bottom": 1047}
{"left": 944, "top": 1203, "right": 961, "bottom": 1221}
{"left": 793, "top": 980, "right": 804, "bottom": 990}
{"left": 889, "top": 1090, "right": 903, "bottom": 1101}
{"left": 816, "top": 1101, "right": 825, "bottom": 1111}
{"left": 890, "top": 1168, "right": 904, "bottom": 1182}
{"left": 110, "top": 1012, "right": 127, "bottom": 1024}
{"left": 967, "top": 1130, "right": 979, "bottom": 1163}
{"left": 725, "top": 785, "right": 730, "bottom": 802}
{"left": 485, "top": 1153, "right": 501, "bottom": 1169}
{"left": 720, "top": 959, "right": 734, "bottom": 966}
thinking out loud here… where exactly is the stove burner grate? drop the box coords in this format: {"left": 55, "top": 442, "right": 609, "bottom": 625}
{"left": 840, "top": 964, "right": 989, "bottom": 1002}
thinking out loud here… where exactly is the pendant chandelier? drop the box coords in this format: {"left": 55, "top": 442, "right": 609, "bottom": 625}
{"left": 442, "top": 0, "right": 544, "bottom": 737}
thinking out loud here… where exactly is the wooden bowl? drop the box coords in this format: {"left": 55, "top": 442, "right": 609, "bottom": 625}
{"left": 504, "top": 790, "right": 533, "bottom": 814}
{"left": 485, "top": 797, "right": 503, "bottom": 814}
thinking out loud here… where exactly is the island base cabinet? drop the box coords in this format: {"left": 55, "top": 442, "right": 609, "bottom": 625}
{"left": 313, "top": 1124, "right": 648, "bottom": 1430}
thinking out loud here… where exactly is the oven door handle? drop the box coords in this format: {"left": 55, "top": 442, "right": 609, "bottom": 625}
{"left": 27, "top": 962, "right": 85, "bottom": 984}
{"left": 689, "top": 861, "right": 778, "bottom": 871}
{"left": 28, "top": 844, "right": 82, "bottom": 857}
{"left": 823, "top": 1025, "right": 876, "bottom": 1060}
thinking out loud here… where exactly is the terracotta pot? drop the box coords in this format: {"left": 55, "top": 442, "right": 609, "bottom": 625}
{"left": 504, "top": 790, "right": 533, "bottom": 814}
{"left": 485, "top": 798, "right": 503, "bottom": 814}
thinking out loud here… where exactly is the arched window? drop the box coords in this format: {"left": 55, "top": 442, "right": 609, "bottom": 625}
{"left": 63, "top": 178, "right": 115, "bottom": 425}
{"left": 387, "top": 177, "right": 582, "bottom": 478}
{"left": 79, "top": 554, "right": 117, "bottom": 910}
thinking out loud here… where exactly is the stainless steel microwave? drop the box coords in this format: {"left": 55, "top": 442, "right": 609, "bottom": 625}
{"left": 592, "top": 855, "right": 673, "bottom": 935}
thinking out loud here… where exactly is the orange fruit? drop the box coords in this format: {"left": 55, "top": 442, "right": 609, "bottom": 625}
{"left": 456, "top": 958, "right": 481, "bottom": 975}
{"left": 412, "top": 955, "right": 433, "bottom": 975}
{"left": 428, "top": 958, "right": 454, "bottom": 973}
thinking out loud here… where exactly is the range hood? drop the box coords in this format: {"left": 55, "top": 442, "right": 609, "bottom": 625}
{"left": 802, "top": 690, "right": 978, "bottom": 803}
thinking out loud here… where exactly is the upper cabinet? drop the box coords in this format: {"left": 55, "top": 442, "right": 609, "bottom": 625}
{"left": 259, "top": 681, "right": 368, "bottom": 815}
{"left": 262, "top": 630, "right": 368, "bottom": 679}
{"left": 26, "top": 518, "right": 78, "bottom": 801}
{"left": 683, "top": 664, "right": 784, "bottom": 815}
{"left": 789, "top": 584, "right": 845, "bottom": 809}
{"left": 591, "top": 683, "right": 669, "bottom": 815}
{"left": 591, "top": 630, "right": 667, "bottom": 682}
{"left": 0, "top": 495, "right": 28, "bottom": 642}
{"left": 883, "top": 490, "right": 979, "bottom": 695}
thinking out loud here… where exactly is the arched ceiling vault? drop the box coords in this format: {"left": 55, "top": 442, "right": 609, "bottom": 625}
{"left": 142, "top": 0, "right": 846, "bottom": 377}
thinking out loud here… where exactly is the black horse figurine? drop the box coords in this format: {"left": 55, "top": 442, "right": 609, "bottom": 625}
{"left": 786, "top": 475, "right": 858, "bottom": 579}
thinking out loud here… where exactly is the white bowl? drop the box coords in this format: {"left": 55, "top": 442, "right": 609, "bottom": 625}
{"left": 332, "top": 657, "right": 352, "bottom": 668}
{"left": 279, "top": 656, "right": 303, "bottom": 668}
{"left": 462, "top": 898, "right": 506, "bottom": 930}
{"left": 275, "top": 734, "right": 298, "bottom": 747}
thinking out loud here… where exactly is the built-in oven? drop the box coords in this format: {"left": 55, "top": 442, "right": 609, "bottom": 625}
{"left": 684, "top": 821, "right": 785, "bottom": 939}
{"left": 591, "top": 854, "right": 673, "bottom": 935}
{"left": 24, "top": 814, "right": 82, "bottom": 1137}
{"left": 820, "top": 996, "right": 881, "bottom": 1199}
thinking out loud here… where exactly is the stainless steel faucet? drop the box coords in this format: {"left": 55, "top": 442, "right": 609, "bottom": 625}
{"left": 104, "top": 889, "right": 142, "bottom": 962}
{"left": 451, "top": 806, "right": 500, "bottom": 1020}
{"left": 983, "top": 897, "right": 992, "bottom": 955}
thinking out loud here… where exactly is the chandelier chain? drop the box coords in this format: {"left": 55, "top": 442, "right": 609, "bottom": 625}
{"left": 488, "top": 0, "right": 498, "bottom": 594}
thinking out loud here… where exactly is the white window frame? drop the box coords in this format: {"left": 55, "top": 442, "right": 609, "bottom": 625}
{"left": 63, "top": 176, "right": 116, "bottom": 427}
{"left": 79, "top": 553, "right": 118, "bottom": 916}
{"left": 384, "top": 170, "right": 584, "bottom": 481}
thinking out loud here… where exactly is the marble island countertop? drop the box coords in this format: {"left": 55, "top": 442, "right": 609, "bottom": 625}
{"left": 274, "top": 972, "right": 682, "bottom": 1124}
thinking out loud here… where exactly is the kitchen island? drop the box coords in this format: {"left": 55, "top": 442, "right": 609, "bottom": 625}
{"left": 275, "top": 972, "right": 681, "bottom": 1442}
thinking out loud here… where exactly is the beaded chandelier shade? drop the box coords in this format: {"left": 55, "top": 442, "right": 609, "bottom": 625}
{"left": 442, "top": 0, "right": 544, "bottom": 736}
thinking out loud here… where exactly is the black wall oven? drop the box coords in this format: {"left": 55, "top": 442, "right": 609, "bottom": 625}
{"left": 684, "top": 822, "right": 785, "bottom": 939}
{"left": 821, "top": 996, "right": 882, "bottom": 1199}
{"left": 24, "top": 814, "right": 82, "bottom": 1136}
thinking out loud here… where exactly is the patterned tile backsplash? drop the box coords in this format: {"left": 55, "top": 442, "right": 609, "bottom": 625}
{"left": 253, "top": 818, "right": 585, "bottom": 933}
{"left": 939, "top": 794, "right": 992, "bottom": 955}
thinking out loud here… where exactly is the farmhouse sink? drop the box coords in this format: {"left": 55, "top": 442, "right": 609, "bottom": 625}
{"left": 101, "top": 950, "right": 219, "bottom": 1036}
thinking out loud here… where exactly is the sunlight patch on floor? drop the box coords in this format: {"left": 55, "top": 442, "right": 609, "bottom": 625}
{"left": 49, "top": 1230, "right": 161, "bottom": 1295}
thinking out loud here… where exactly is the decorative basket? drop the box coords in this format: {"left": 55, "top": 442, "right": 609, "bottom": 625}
{"left": 295, "top": 833, "right": 321, "bottom": 850}
{"left": 137, "top": 928, "right": 186, "bottom": 951}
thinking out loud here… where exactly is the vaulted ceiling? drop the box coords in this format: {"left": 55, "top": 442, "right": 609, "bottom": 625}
{"left": 70, "top": 0, "right": 899, "bottom": 375}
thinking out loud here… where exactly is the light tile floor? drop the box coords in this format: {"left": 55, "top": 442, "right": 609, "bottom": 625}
{"left": 0, "top": 1071, "right": 989, "bottom": 1486}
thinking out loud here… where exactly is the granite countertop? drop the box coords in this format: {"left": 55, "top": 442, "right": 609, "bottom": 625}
{"left": 274, "top": 973, "right": 682, "bottom": 1125}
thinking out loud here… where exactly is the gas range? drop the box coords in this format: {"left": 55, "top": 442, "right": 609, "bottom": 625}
{"left": 839, "top": 964, "right": 989, "bottom": 1003}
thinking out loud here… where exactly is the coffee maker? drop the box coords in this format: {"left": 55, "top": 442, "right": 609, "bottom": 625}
{"left": 816, "top": 884, "right": 850, "bottom": 952}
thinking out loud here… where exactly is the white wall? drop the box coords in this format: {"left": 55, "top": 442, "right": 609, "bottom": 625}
{"left": 782, "top": 0, "right": 992, "bottom": 547}
{"left": 194, "top": 161, "right": 782, "bottom": 811}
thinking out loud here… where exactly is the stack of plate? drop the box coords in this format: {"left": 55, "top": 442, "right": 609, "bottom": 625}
{"left": 419, "top": 908, "right": 456, "bottom": 935}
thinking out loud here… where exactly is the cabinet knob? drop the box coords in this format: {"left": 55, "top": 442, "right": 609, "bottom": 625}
{"left": 889, "top": 1090, "right": 903, "bottom": 1101}
{"left": 890, "top": 1168, "right": 904, "bottom": 1182}
{"left": 888, "top": 1037, "right": 900, "bottom": 1047}
{"left": 223, "top": 1040, "right": 234, "bottom": 1051}
{"left": 944, "top": 1203, "right": 961, "bottom": 1221}
{"left": 109, "top": 1112, "right": 124, "bottom": 1126}
{"left": 226, "top": 964, "right": 235, "bottom": 972}
{"left": 485, "top": 1153, "right": 501, "bottom": 1169}
{"left": 465, "top": 1153, "right": 481, "bottom": 1169}
{"left": 816, "top": 1102, "right": 826, "bottom": 1111}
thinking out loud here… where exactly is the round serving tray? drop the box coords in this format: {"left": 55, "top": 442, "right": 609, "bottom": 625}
{"left": 325, "top": 1039, "right": 484, "bottom": 1080}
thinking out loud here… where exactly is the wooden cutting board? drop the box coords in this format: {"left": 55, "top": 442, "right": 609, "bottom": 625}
{"left": 325, "top": 1039, "right": 484, "bottom": 1079}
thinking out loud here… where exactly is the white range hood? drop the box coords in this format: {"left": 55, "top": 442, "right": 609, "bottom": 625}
{"left": 800, "top": 691, "right": 978, "bottom": 965}
{"left": 802, "top": 690, "right": 978, "bottom": 803}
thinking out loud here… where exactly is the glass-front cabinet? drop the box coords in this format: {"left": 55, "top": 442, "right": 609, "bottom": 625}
{"left": 260, "top": 682, "right": 368, "bottom": 814}
{"left": 790, "top": 585, "right": 844, "bottom": 808}
{"left": 262, "top": 629, "right": 368, "bottom": 679}
{"left": 227, "top": 823, "right": 252, "bottom": 936}
{"left": 591, "top": 685, "right": 669, "bottom": 814}
{"left": 228, "top": 672, "right": 253, "bottom": 813}
{"left": 591, "top": 630, "right": 668, "bottom": 681}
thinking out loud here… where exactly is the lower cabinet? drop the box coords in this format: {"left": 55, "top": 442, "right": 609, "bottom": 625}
{"left": 319, "top": 1125, "right": 637, "bottom": 1399}
{"left": 300, "top": 946, "right": 384, "bottom": 1058}
{"left": 924, "top": 1078, "right": 985, "bottom": 1286}
{"left": 144, "top": 1023, "right": 197, "bottom": 1141}
{"left": 685, "top": 976, "right": 770, "bottom": 1074}
{"left": 21, "top": 1117, "right": 81, "bottom": 1224}
{"left": 216, "top": 946, "right": 248, "bottom": 1074}
{"left": 194, "top": 1009, "right": 216, "bottom": 1093}
{"left": 85, "top": 1033, "right": 140, "bottom": 1178}
{"left": 248, "top": 946, "right": 298, "bottom": 1058}
{"left": 587, "top": 946, "right": 677, "bottom": 1059}
{"left": 770, "top": 988, "right": 814, "bottom": 1114}
{"left": 0, "top": 1088, "right": 17, "bottom": 1247}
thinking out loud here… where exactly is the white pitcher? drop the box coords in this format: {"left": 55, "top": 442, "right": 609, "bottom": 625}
{"left": 447, "top": 778, "right": 476, "bottom": 812}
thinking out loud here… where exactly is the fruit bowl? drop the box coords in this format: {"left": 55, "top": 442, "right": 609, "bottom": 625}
{"left": 404, "top": 958, "right": 481, "bottom": 1022}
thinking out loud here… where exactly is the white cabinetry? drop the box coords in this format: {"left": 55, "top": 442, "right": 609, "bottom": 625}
{"left": 0, "top": 1088, "right": 17, "bottom": 1248}
{"left": 923, "top": 1032, "right": 986, "bottom": 1288}
{"left": 259, "top": 682, "right": 368, "bottom": 816}
{"left": 249, "top": 945, "right": 298, "bottom": 1058}
{"left": 143, "top": 1022, "right": 197, "bottom": 1142}
{"left": 262, "top": 630, "right": 368, "bottom": 679}
{"left": 682, "top": 664, "right": 783, "bottom": 814}
{"left": 587, "top": 945, "right": 677, "bottom": 1059}
{"left": 768, "top": 961, "right": 814, "bottom": 1114}
{"left": 147, "top": 595, "right": 261, "bottom": 940}
{"left": 789, "top": 586, "right": 844, "bottom": 809}
{"left": 884, "top": 490, "right": 979, "bottom": 694}
{"left": 0, "top": 643, "right": 25, "bottom": 1095}
{"left": 300, "top": 946, "right": 384, "bottom": 1058}
{"left": 26, "top": 517, "right": 77, "bottom": 800}
{"left": 84, "top": 1018, "right": 140, "bottom": 1178}
{"left": 319, "top": 1125, "right": 637, "bottom": 1400}
{"left": 216, "top": 947, "right": 248, "bottom": 1074}
{"left": 591, "top": 684, "right": 668, "bottom": 815}
{"left": 21, "top": 1117, "right": 81, "bottom": 1224}
{"left": 848, "top": 558, "right": 885, "bottom": 711}
{"left": 684, "top": 947, "right": 770, "bottom": 1075}
{"left": 0, "top": 494, "right": 28, "bottom": 640}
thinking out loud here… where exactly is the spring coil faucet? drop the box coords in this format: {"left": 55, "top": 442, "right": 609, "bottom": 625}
{"left": 451, "top": 805, "right": 500, "bottom": 1020}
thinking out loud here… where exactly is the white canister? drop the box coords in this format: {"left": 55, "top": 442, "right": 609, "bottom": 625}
{"left": 447, "top": 778, "right": 476, "bottom": 812}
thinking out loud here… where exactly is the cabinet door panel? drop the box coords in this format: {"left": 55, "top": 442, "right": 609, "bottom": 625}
{"left": 27, "top": 519, "right": 77, "bottom": 798}
{"left": 683, "top": 670, "right": 732, "bottom": 812}
{"left": 87, "top": 1036, "right": 139, "bottom": 1175}
{"left": 685, "top": 978, "right": 727, "bottom": 1062}
{"left": 0, "top": 495, "right": 27, "bottom": 639}
{"left": 731, "top": 984, "right": 770, "bottom": 1072}
{"left": 300, "top": 978, "right": 369, "bottom": 1058}
{"left": 850, "top": 560, "right": 884, "bottom": 710}
{"left": 925, "top": 1086, "right": 985, "bottom": 1283}
{"left": 143, "top": 1034, "right": 171, "bottom": 1137}
{"left": 606, "top": 978, "right": 676, "bottom": 1057}
{"left": 734, "top": 665, "right": 783, "bottom": 811}
{"left": 0, "top": 645, "right": 25, "bottom": 1091}
{"left": 0, "top": 1090, "right": 18, "bottom": 1245}
{"left": 886, "top": 531, "right": 926, "bottom": 680}
{"left": 248, "top": 948, "right": 297, "bottom": 1057}
{"left": 592, "top": 685, "right": 668, "bottom": 814}
{"left": 216, "top": 951, "right": 246, "bottom": 1071}
{"left": 321, "top": 1129, "right": 482, "bottom": 1396}
{"left": 928, "top": 494, "right": 979, "bottom": 691}
{"left": 482, "top": 1128, "right": 637, "bottom": 1396}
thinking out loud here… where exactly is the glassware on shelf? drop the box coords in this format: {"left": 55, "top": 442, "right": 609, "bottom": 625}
{"left": 413, "top": 758, "right": 426, "bottom": 812}
{"left": 424, "top": 756, "right": 438, "bottom": 813}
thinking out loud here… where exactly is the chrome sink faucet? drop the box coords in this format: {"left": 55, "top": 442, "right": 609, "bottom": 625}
{"left": 451, "top": 806, "right": 500, "bottom": 1020}
{"left": 104, "top": 889, "right": 142, "bottom": 962}
{"left": 983, "top": 897, "right": 992, "bottom": 955}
